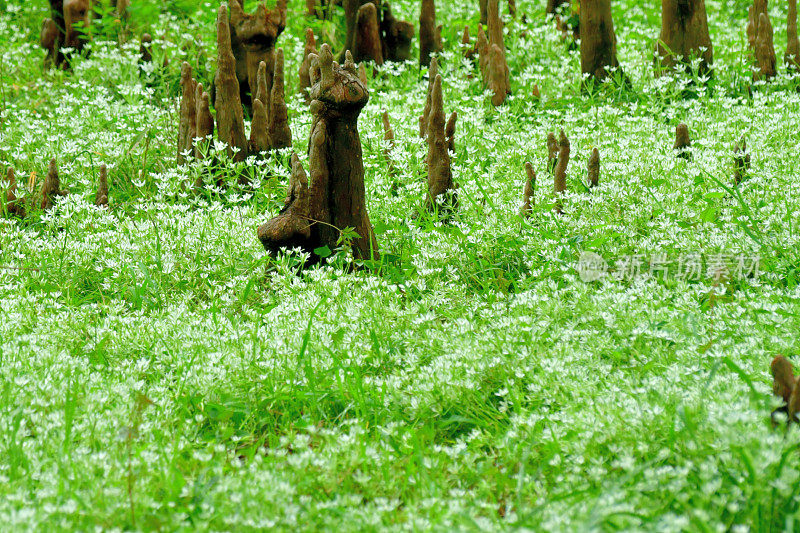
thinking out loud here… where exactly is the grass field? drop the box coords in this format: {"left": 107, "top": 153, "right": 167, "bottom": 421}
{"left": 1, "top": 0, "right": 800, "bottom": 530}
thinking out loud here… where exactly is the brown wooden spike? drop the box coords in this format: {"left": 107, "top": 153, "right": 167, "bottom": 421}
{"left": 256, "top": 60, "right": 269, "bottom": 112}
{"left": 382, "top": 111, "right": 395, "bottom": 146}
{"left": 789, "top": 381, "right": 800, "bottom": 423}
{"left": 195, "top": 84, "right": 214, "bottom": 160}
{"left": 747, "top": 6, "right": 757, "bottom": 51}
{"left": 487, "top": 0, "right": 505, "bottom": 52}
{"left": 754, "top": 11, "right": 777, "bottom": 81}
{"left": 674, "top": 123, "right": 692, "bottom": 160}
{"left": 419, "top": 0, "right": 441, "bottom": 66}
{"left": 342, "top": 0, "right": 359, "bottom": 59}
{"left": 445, "top": 111, "right": 457, "bottom": 154}
{"left": 355, "top": 2, "right": 384, "bottom": 65}
{"left": 580, "top": 0, "right": 624, "bottom": 83}
{"left": 547, "top": 131, "right": 558, "bottom": 174}
{"left": 42, "top": 0, "right": 90, "bottom": 69}
{"left": 229, "top": 0, "right": 246, "bottom": 23}
{"left": 772, "top": 356, "right": 796, "bottom": 404}
{"left": 425, "top": 74, "right": 456, "bottom": 214}
{"left": 306, "top": 0, "right": 317, "bottom": 16}
{"left": 177, "top": 62, "right": 195, "bottom": 165}
{"left": 258, "top": 48, "right": 377, "bottom": 265}
{"left": 487, "top": 43, "right": 510, "bottom": 106}
{"left": 94, "top": 164, "right": 109, "bottom": 207}
{"left": 299, "top": 28, "right": 317, "bottom": 100}
{"left": 40, "top": 19, "right": 59, "bottom": 66}
{"left": 250, "top": 98, "right": 271, "bottom": 154}
{"left": 228, "top": 0, "right": 287, "bottom": 113}
{"left": 477, "top": 24, "right": 489, "bottom": 81}
{"left": 140, "top": 33, "right": 153, "bottom": 63}
{"left": 554, "top": 130, "right": 569, "bottom": 213}
{"left": 4, "top": 167, "right": 25, "bottom": 218}
{"left": 655, "top": 0, "right": 714, "bottom": 78}
{"left": 41, "top": 158, "right": 63, "bottom": 211}
{"left": 63, "top": 0, "right": 90, "bottom": 52}
{"left": 187, "top": 75, "right": 198, "bottom": 159}
{"left": 268, "top": 48, "right": 292, "bottom": 151}
{"left": 461, "top": 26, "right": 475, "bottom": 60}
{"left": 284, "top": 152, "right": 309, "bottom": 210}
{"left": 215, "top": 4, "right": 248, "bottom": 163}
{"left": 520, "top": 162, "right": 535, "bottom": 218}
{"left": 587, "top": 147, "right": 600, "bottom": 188}
{"left": 275, "top": 0, "right": 288, "bottom": 27}
{"left": 5, "top": 166, "right": 16, "bottom": 204}
{"left": 382, "top": 3, "right": 415, "bottom": 62}
{"left": 788, "top": 0, "right": 800, "bottom": 71}
{"left": 420, "top": 57, "right": 439, "bottom": 137}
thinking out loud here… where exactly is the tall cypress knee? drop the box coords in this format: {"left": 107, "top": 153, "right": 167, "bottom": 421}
{"left": 754, "top": 11, "right": 776, "bottom": 81}
{"left": 268, "top": 48, "right": 292, "bottom": 151}
{"left": 580, "top": 0, "right": 624, "bottom": 83}
{"left": 656, "top": 0, "right": 713, "bottom": 78}
{"left": 228, "top": 0, "right": 287, "bottom": 112}
{"left": 299, "top": 29, "right": 318, "bottom": 100}
{"left": 42, "top": 0, "right": 91, "bottom": 68}
{"left": 215, "top": 4, "right": 249, "bottom": 163}
{"left": 788, "top": 0, "right": 800, "bottom": 71}
{"left": 553, "top": 130, "right": 569, "bottom": 213}
{"left": 420, "top": 0, "right": 442, "bottom": 66}
{"left": 425, "top": 75, "right": 457, "bottom": 215}
{"left": 257, "top": 46, "right": 379, "bottom": 265}
{"left": 382, "top": 3, "right": 415, "bottom": 62}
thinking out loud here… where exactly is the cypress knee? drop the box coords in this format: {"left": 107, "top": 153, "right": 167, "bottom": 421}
{"left": 3, "top": 167, "right": 25, "bottom": 219}
{"left": 95, "top": 164, "right": 109, "bottom": 207}
{"left": 655, "top": 0, "right": 713, "bottom": 78}
{"left": 228, "top": 0, "right": 287, "bottom": 112}
{"left": 299, "top": 29, "right": 318, "bottom": 100}
{"left": 355, "top": 2, "right": 384, "bottom": 64}
{"left": 420, "top": 0, "right": 442, "bottom": 66}
{"left": 520, "top": 162, "right": 535, "bottom": 217}
{"left": 771, "top": 355, "right": 800, "bottom": 425}
{"left": 257, "top": 46, "right": 379, "bottom": 265}
{"left": 425, "top": 75, "right": 457, "bottom": 215}
{"left": 215, "top": 4, "right": 249, "bottom": 163}
{"left": 788, "top": 0, "right": 800, "bottom": 71}
{"left": 580, "top": 0, "right": 624, "bottom": 84}
{"left": 268, "top": 48, "right": 292, "bottom": 151}
{"left": 41, "top": 158, "right": 68, "bottom": 211}
{"left": 382, "top": 3, "right": 415, "bottom": 62}
{"left": 674, "top": 123, "right": 692, "bottom": 160}
{"left": 554, "top": 130, "right": 569, "bottom": 213}
{"left": 42, "top": 0, "right": 91, "bottom": 68}
{"left": 587, "top": 148, "right": 600, "bottom": 188}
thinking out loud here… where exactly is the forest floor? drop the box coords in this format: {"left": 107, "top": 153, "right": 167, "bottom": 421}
{"left": 1, "top": 0, "right": 800, "bottom": 530}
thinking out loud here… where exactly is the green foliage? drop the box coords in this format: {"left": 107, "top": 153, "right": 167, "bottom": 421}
{"left": 1, "top": 0, "right": 800, "bottom": 530}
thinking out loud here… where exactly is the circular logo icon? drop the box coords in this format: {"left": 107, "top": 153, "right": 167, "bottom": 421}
{"left": 577, "top": 251, "right": 608, "bottom": 282}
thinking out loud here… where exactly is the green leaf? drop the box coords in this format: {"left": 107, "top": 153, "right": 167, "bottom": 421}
{"left": 699, "top": 206, "right": 717, "bottom": 222}
{"left": 313, "top": 245, "right": 332, "bottom": 258}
